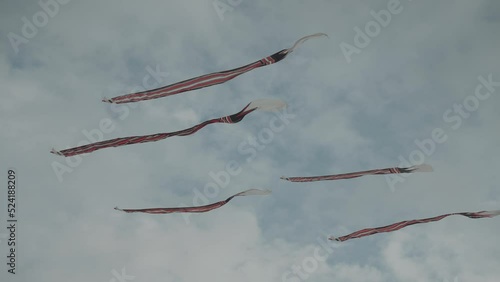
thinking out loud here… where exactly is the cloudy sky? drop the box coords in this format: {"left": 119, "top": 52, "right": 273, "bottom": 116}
{"left": 1, "top": 1, "right": 500, "bottom": 281}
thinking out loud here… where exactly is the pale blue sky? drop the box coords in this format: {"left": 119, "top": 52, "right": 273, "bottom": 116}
{"left": 1, "top": 1, "right": 500, "bottom": 282}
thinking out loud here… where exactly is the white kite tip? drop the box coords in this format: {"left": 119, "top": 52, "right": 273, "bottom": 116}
{"left": 248, "top": 99, "right": 287, "bottom": 112}
{"left": 288, "top": 33, "right": 329, "bottom": 53}
{"left": 315, "top": 32, "right": 329, "bottom": 38}
{"left": 255, "top": 189, "right": 272, "bottom": 195}
{"left": 50, "top": 148, "right": 64, "bottom": 156}
{"left": 328, "top": 236, "right": 339, "bottom": 241}
{"left": 411, "top": 164, "right": 433, "bottom": 172}
{"left": 102, "top": 97, "right": 113, "bottom": 103}
{"left": 479, "top": 210, "right": 500, "bottom": 217}
{"left": 238, "top": 188, "right": 272, "bottom": 197}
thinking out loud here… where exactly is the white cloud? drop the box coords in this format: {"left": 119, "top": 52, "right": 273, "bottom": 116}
{"left": 1, "top": 0, "right": 499, "bottom": 281}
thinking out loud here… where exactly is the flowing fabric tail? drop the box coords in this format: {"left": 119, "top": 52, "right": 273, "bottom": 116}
{"left": 328, "top": 209, "right": 500, "bottom": 242}
{"left": 51, "top": 99, "right": 286, "bottom": 157}
{"left": 114, "top": 188, "right": 271, "bottom": 214}
{"left": 280, "top": 164, "right": 433, "bottom": 183}
{"left": 103, "top": 33, "right": 327, "bottom": 104}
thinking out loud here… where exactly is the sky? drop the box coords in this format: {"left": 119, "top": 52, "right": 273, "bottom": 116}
{"left": 1, "top": 0, "right": 500, "bottom": 281}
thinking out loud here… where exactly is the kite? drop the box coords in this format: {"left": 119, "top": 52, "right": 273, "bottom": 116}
{"left": 329, "top": 209, "right": 500, "bottom": 242}
{"left": 280, "top": 164, "right": 433, "bottom": 182}
{"left": 102, "top": 33, "right": 327, "bottom": 104}
{"left": 51, "top": 99, "right": 286, "bottom": 157}
{"left": 114, "top": 188, "right": 271, "bottom": 214}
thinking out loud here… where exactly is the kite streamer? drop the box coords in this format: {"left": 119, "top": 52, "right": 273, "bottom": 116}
{"left": 329, "top": 210, "right": 500, "bottom": 242}
{"left": 51, "top": 99, "right": 286, "bottom": 157}
{"left": 102, "top": 33, "right": 327, "bottom": 104}
{"left": 280, "top": 164, "right": 433, "bottom": 182}
{"left": 114, "top": 189, "right": 271, "bottom": 214}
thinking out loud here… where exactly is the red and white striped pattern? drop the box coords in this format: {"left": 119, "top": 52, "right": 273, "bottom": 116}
{"left": 114, "top": 189, "right": 271, "bottom": 214}
{"left": 280, "top": 164, "right": 433, "bottom": 182}
{"left": 104, "top": 61, "right": 264, "bottom": 104}
{"left": 102, "top": 33, "right": 327, "bottom": 104}
{"left": 329, "top": 210, "right": 500, "bottom": 242}
{"left": 51, "top": 99, "right": 286, "bottom": 157}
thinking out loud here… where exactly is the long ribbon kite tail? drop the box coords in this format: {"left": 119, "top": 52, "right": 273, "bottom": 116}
{"left": 51, "top": 99, "right": 286, "bottom": 157}
{"left": 329, "top": 209, "right": 500, "bottom": 242}
{"left": 103, "top": 33, "right": 327, "bottom": 104}
{"left": 280, "top": 164, "right": 433, "bottom": 182}
{"left": 114, "top": 188, "right": 271, "bottom": 214}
